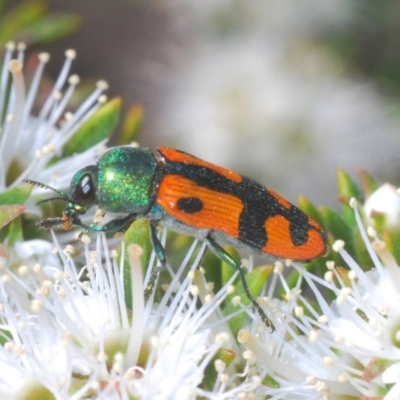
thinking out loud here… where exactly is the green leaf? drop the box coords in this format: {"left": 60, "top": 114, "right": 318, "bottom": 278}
{"left": 201, "top": 348, "right": 236, "bottom": 391}
{"left": 320, "top": 206, "right": 354, "bottom": 255}
{"left": 336, "top": 169, "right": 362, "bottom": 200}
{"left": 0, "top": 184, "right": 31, "bottom": 205}
{"left": 352, "top": 229, "right": 374, "bottom": 271}
{"left": 0, "top": 0, "right": 47, "bottom": 45}
{"left": 362, "top": 358, "right": 394, "bottom": 382}
{"left": 117, "top": 219, "right": 151, "bottom": 310}
{"left": 0, "top": 205, "right": 25, "bottom": 229}
{"left": 21, "top": 14, "right": 81, "bottom": 44}
{"left": 224, "top": 264, "right": 272, "bottom": 335}
{"left": 62, "top": 97, "right": 122, "bottom": 157}
{"left": 116, "top": 103, "right": 144, "bottom": 145}
{"left": 262, "top": 374, "right": 280, "bottom": 388}
{"left": 336, "top": 169, "right": 362, "bottom": 227}
{"left": 358, "top": 168, "right": 380, "bottom": 197}
{"left": 298, "top": 195, "right": 325, "bottom": 228}
{"left": 384, "top": 231, "right": 400, "bottom": 266}
{"left": 201, "top": 251, "right": 222, "bottom": 291}
{"left": 7, "top": 216, "right": 23, "bottom": 245}
{"left": 165, "top": 232, "right": 195, "bottom": 268}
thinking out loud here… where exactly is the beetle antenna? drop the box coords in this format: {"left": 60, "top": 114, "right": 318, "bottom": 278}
{"left": 36, "top": 197, "right": 70, "bottom": 206}
{"left": 23, "top": 179, "right": 69, "bottom": 200}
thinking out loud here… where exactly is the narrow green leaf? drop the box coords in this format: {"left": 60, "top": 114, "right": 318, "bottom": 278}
{"left": 336, "top": 169, "right": 362, "bottom": 200}
{"left": 201, "top": 251, "right": 222, "bottom": 291}
{"left": 21, "top": 14, "right": 81, "bottom": 44}
{"left": 0, "top": 205, "right": 25, "bottom": 229}
{"left": 368, "top": 210, "right": 388, "bottom": 232}
{"left": 7, "top": 216, "right": 23, "bottom": 245}
{"left": 262, "top": 374, "right": 280, "bottom": 388}
{"left": 335, "top": 266, "right": 352, "bottom": 287}
{"left": 0, "top": 0, "right": 47, "bottom": 45}
{"left": 224, "top": 265, "right": 272, "bottom": 335}
{"left": 116, "top": 103, "right": 144, "bottom": 145}
{"left": 352, "top": 229, "right": 374, "bottom": 270}
{"left": 298, "top": 195, "right": 325, "bottom": 228}
{"left": 62, "top": 97, "right": 121, "bottom": 157}
{"left": 201, "top": 348, "right": 236, "bottom": 391}
{"left": 320, "top": 206, "right": 354, "bottom": 255}
{"left": 358, "top": 168, "right": 379, "bottom": 197}
{"left": 384, "top": 231, "right": 400, "bottom": 266}
{"left": 117, "top": 219, "right": 151, "bottom": 310}
{"left": 123, "top": 219, "right": 152, "bottom": 274}
{"left": 362, "top": 358, "right": 394, "bottom": 382}
{"left": 6, "top": 159, "right": 24, "bottom": 186}
{"left": 336, "top": 169, "right": 362, "bottom": 227}
{"left": 166, "top": 232, "right": 196, "bottom": 268}
{"left": 0, "top": 184, "right": 31, "bottom": 205}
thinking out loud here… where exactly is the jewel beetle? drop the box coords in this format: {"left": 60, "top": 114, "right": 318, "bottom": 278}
{"left": 24, "top": 146, "right": 327, "bottom": 332}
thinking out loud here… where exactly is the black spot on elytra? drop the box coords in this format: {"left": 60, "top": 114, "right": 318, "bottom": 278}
{"left": 177, "top": 197, "right": 203, "bottom": 213}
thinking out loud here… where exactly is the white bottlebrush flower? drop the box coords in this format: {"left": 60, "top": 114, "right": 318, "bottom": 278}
{"left": 0, "top": 230, "right": 264, "bottom": 399}
{"left": 364, "top": 183, "right": 400, "bottom": 228}
{"left": 0, "top": 42, "right": 109, "bottom": 195}
{"left": 238, "top": 197, "right": 400, "bottom": 399}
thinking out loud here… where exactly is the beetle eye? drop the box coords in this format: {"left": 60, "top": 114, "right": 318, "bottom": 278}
{"left": 74, "top": 174, "right": 96, "bottom": 206}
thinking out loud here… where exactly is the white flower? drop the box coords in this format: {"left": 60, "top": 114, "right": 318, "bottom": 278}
{"left": 0, "top": 230, "right": 264, "bottom": 399}
{"left": 238, "top": 197, "right": 400, "bottom": 398}
{"left": 0, "top": 42, "right": 109, "bottom": 195}
{"left": 364, "top": 183, "right": 400, "bottom": 228}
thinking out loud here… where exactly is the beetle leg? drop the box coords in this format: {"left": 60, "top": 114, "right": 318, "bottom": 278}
{"left": 97, "top": 213, "right": 138, "bottom": 232}
{"left": 144, "top": 220, "right": 167, "bottom": 300}
{"left": 74, "top": 213, "right": 137, "bottom": 235}
{"left": 205, "top": 235, "right": 275, "bottom": 332}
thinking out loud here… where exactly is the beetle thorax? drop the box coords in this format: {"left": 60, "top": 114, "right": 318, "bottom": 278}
{"left": 97, "top": 147, "right": 159, "bottom": 214}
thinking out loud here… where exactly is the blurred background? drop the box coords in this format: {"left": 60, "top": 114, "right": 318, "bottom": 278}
{"left": 5, "top": 0, "right": 400, "bottom": 207}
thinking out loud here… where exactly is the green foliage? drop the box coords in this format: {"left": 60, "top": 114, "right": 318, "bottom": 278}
{"left": 299, "top": 168, "right": 398, "bottom": 271}
{"left": 115, "top": 103, "right": 144, "bottom": 146}
{"left": 0, "top": 0, "right": 81, "bottom": 48}
{"left": 117, "top": 219, "right": 152, "bottom": 311}
{"left": 61, "top": 97, "right": 122, "bottom": 157}
{"left": 223, "top": 260, "right": 272, "bottom": 335}
{"left": 0, "top": 204, "right": 25, "bottom": 230}
{"left": 0, "top": 183, "right": 31, "bottom": 205}
{"left": 0, "top": 184, "right": 31, "bottom": 245}
{"left": 201, "top": 348, "right": 236, "bottom": 392}
{"left": 336, "top": 168, "right": 363, "bottom": 227}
